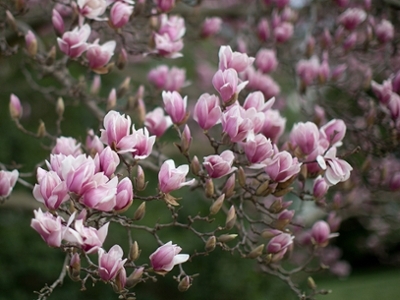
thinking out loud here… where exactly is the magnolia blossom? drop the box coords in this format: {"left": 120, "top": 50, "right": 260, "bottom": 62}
{"left": 296, "top": 56, "right": 320, "bottom": 86}
{"left": 57, "top": 24, "right": 91, "bottom": 58}
{"left": 242, "top": 67, "right": 280, "bottom": 99}
{"left": 375, "top": 19, "right": 394, "bottom": 44}
{"left": 109, "top": 1, "right": 133, "bottom": 28}
{"left": 267, "top": 233, "right": 294, "bottom": 262}
{"left": 218, "top": 45, "right": 255, "bottom": 73}
{"left": 162, "top": 91, "right": 187, "bottom": 125}
{"left": 153, "top": 33, "right": 184, "bottom": 58}
{"left": 114, "top": 177, "right": 133, "bottom": 211}
{"left": 129, "top": 127, "right": 156, "bottom": 160}
{"left": 61, "top": 154, "right": 96, "bottom": 195}
{"left": 74, "top": 219, "right": 109, "bottom": 253}
{"left": 86, "top": 40, "right": 116, "bottom": 70}
{"left": 261, "top": 109, "right": 286, "bottom": 144}
{"left": 149, "top": 241, "right": 189, "bottom": 272}
{"left": 193, "top": 93, "right": 221, "bottom": 130}
{"left": 30, "top": 208, "right": 64, "bottom": 247}
{"left": 337, "top": 8, "right": 367, "bottom": 31}
{"left": 98, "top": 245, "right": 127, "bottom": 281}
{"left": 154, "top": 14, "right": 186, "bottom": 58}
{"left": 273, "top": 22, "right": 293, "bottom": 43}
{"left": 311, "top": 221, "right": 339, "bottom": 247}
{"left": 98, "top": 146, "right": 120, "bottom": 177}
{"left": 290, "top": 122, "right": 320, "bottom": 156}
{"left": 81, "top": 174, "right": 118, "bottom": 211}
{"left": 144, "top": 107, "right": 172, "bottom": 137}
{"left": 158, "top": 160, "right": 194, "bottom": 194}
{"left": 321, "top": 119, "right": 346, "bottom": 147}
{"left": 51, "top": 136, "right": 82, "bottom": 157}
{"left": 148, "top": 65, "right": 186, "bottom": 91}
{"left": 203, "top": 150, "right": 237, "bottom": 179}
{"left": 243, "top": 91, "right": 275, "bottom": 113}
{"left": 9, "top": 94, "right": 22, "bottom": 119}
{"left": 313, "top": 176, "right": 329, "bottom": 199}
{"left": 0, "top": 169, "right": 19, "bottom": 198}
{"left": 212, "top": 68, "right": 247, "bottom": 104}
{"left": 317, "top": 147, "right": 353, "bottom": 186}
{"left": 264, "top": 151, "right": 302, "bottom": 183}
{"left": 221, "top": 105, "right": 253, "bottom": 143}
{"left": 155, "top": 0, "right": 175, "bottom": 12}
{"left": 200, "top": 17, "right": 222, "bottom": 38}
{"left": 241, "top": 133, "right": 274, "bottom": 165}
{"left": 52, "top": 8, "right": 64, "bottom": 35}
{"left": 77, "top": 0, "right": 107, "bottom": 20}
{"left": 255, "top": 48, "right": 278, "bottom": 73}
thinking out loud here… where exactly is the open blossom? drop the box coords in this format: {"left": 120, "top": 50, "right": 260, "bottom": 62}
{"left": 98, "top": 245, "right": 127, "bottom": 281}
{"left": 31, "top": 208, "right": 64, "bottom": 247}
{"left": 242, "top": 67, "right": 280, "bottom": 99}
{"left": 243, "top": 91, "right": 275, "bottom": 113}
{"left": 255, "top": 48, "right": 278, "bottom": 74}
{"left": 109, "top": 1, "right": 133, "bottom": 28}
{"left": 144, "top": 107, "right": 172, "bottom": 137}
{"left": 200, "top": 17, "right": 222, "bottom": 38}
{"left": 296, "top": 56, "right": 320, "bottom": 86}
{"left": 193, "top": 93, "right": 221, "bottom": 130}
{"left": 77, "top": 0, "right": 107, "bottom": 20}
{"left": 264, "top": 151, "right": 302, "bottom": 182}
{"left": 321, "top": 119, "right": 346, "bottom": 147}
{"left": 218, "top": 45, "right": 255, "bottom": 73}
{"left": 57, "top": 24, "right": 91, "bottom": 58}
{"left": 221, "top": 105, "right": 254, "bottom": 143}
{"left": 86, "top": 40, "right": 116, "bottom": 70}
{"left": 154, "top": 14, "right": 185, "bottom": 58}
{"left": 158, "top": 160, "right": 194, "bottom": 194}
{"left": 267, "top": 233, "right": 294, "bottom": 262}
{"left": 74, "top": 219, "right": 109, "bottom": 253}
{"left": 337, "top": 8, "right": 367, "bottom": 30}
{"left": 375, "top": 19, "right": 394, "bottom": 43}
{"left": 203, "top": 150, "right": 237, "bottom": 179}
{"left": 241, "top": 133, "right": 274, "bottom": 165}
{"left": 52, "top": 136, "right": 82, "bottom": 157}
{"left": 311, "top": 221, "right": 339, "bottom": 247}
{"left": 81, "top": 174, "right": 118, "bottom": 211}
{"left": 129, "top": 127, "right": 156, "bottom": 160}
{"left": 290, "top": 122, "right": 320, "bottom": 156}
{"left": 61, "top": 154, "right": 96, "bottom": 195}
{"left": 261, "top": 109, "right": 286, "bottom": 144}
{"left": 148, "top": 65, "right": 186, "bottom": 91}
{"left": 149, "top": 241, "right": 189, "bottom": 272}
{"left": 0, "top": 169, "right": 19, "bottom": 198}
{"left": 33, "top": 168, "right": 69, "bottom": 210}
{"left": 273, "top": 22, "right": 293, "bottom": 43}
{"left": 317, "top": 147, "right": 353, "bottom": 186}
{"left": 162, "top": 91, "right": 187, "bottom": 125}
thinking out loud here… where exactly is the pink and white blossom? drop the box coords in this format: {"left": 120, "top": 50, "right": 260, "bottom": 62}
{"left": 193, "top": 93, "right": 221, "bottom": 130}
{"left": 98, "top": 245, "right": 127, "bottom": 281}
{"left": 317, "top": 147, "right": 353, "bottom": 186}
{"left": 86, "top": 40, "right": 116, "bottom": 70}
{"left": 52, "top": 136, "right": 82, "bottom": 157}
{"left": 203, "top": 150, "right": 237, "bottom": 179}
{"left": 114, "top": 177, "right": 133, "bottom": 212}
{"left": 57, "top": 24, "right": 91, "bottom": 58}
{"left": 267, "top": 233, "right": 294, "bottom": 262}
{"left": 200, "top": 17, "right": 222, "bottom": 38}
{"left": 109, "top": 1, "right": 133, "bottom": 28}
{"left": 31, "top": 208, "right": 64, "bottom": 247}
{"left": 81, "top": 174, "right": 118, "bottom": 211}
{"left": 218, "top": 45, "right": 255, "bottom": 73}
{"left": 149, "top": 241, "right": 189, "bottom": 272}
{"left": 162, "top": 91, "right": 188, "bottom": 125}
{"left": 264, "top": 151, "right": 302, "bottom": 182}
{"left": 0, "top": 169, "right": 19, "bottom": 198}
{"left": 144, "top": 107, "right": 172, "bottom": 137}
{"left": 158, "top": 160, "right": 194, "bottom": 194}
{"left": 74, "top": 219, "right": 109, "bottom": 253}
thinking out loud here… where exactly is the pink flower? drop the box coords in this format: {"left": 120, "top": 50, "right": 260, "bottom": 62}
{"left": 77, "top": 0, "right": 107, "bottom": 20}
{"left": 57, "top": 24, "right": 91, "bottom": 58}
{"left": 144, "top": 107, "right": 172, "bottom": 137}
{"left": 290, "top": 122, "right": 320, "bottom": 156}
{"left": 148, "top": 65, "right": 186, "bottom": 91}
{"left": 321, "top": 119, "right": 346, "bottom": 147}
{"left": 221, "top": 105, "right": 253, "bottom": 143}
{"left": 255, "top": 49, "right": 278, "bottom": 73}
{"left": 81, "top": 174, "right": 118, "bottom": 211}
{"left": 313, "top": 176, "right": 329, "bottom": 199}
{"left": 338, "top": 8, "right": 367, "bottom": 31}
{"left": 158, "top": 14, "right": 185, "bottom": 42}
{"left": 241, "top": 133, "right": 274, "bottom": 165}
{"left": 114, "top": 177, "right": 133, "bottom": 212}
{"left": 149, "top": 241, "right": 189, "bottom": 272}
{"left": 264, "top": 151, "right": 302, "bottom": 182}
{"left": 260, "top": 109, "right": 286, "bottom": 144}
{"left": 218, "top": 45, "right": 255, "bottom": 73}
{"left": 296, "top": 57, "right": 320, "bottom": 86}
{"left": 162, "top": 91, "right": 187, "bottom": 125}
{"left": 33, "top": 168, "right": 69, "bottom": 210}
{"left": 74, "top": 219, "right": 109, "bottom": 253}
{"left": 0, "top": 169, "right": 19, "bottom": 198}
{"left": 267, "top": 233, "right": 294, "bottom": 262}
{"left": 193, "top": 93, "right": 221, "bottom": 130}
{"left": 9, "top": 94, "right": 22, "bottom": 119}
{"left": 86, "top": 129, "right": 105, "bottom": 155}
{"left": 100, "top": 110, "right": 133, "bottom": 153}
{"left": 257, "top": 18, "right": 270, "bottom": 41}
{"left": 52, "top": 136, "right": 82, "bottom": 157}
{"left": 242, "top": 67, "right": 280, "bottom": 99}
{"left": 98, "top": 146, "right": 120, "bottom": 177}
{"left": 371, "top": 79, "right": 393, "bottom": 105}
{"left": 317, "top": 147, "right": 353, "bottom": 186}
{"left": 243, "top": 91, "right": 275, "bottom": 113}
{"left": 273, "top": 22, "right": 293, "bottom": 43}
{"left": 86, "top": 40, "right": 116, "bottom": 70}
{"left": 203, "top": 150, "right": 237, "bottom": 179}
{"left": 200, "top": 17, "right": 222, "bottom": 38}
{"left": 98, "top": 245, "right": 127, "bottom": 281}
{"left": 311, "top": 221, "right": 339, "bottom": 247}
{"left": 109, "top": 1, "right": 134, "bottom": 28}
{"left": 155, "top": 0, "right": 175, "bottom": 12}
{"left": 31, "top": 208, "right": 64, "bottom": 247}
{"left": 52, "top": 8, "right": 65, "bottom": 35}
{"left": 130, "top": 127, "right": 156, "bottom": 160}
{"left": 158, "top": 160, "right": 194, "bottom": 194}
{"left": 61, "top": 154, "right": 96, "bottom": 195}
{"left": 153, "top": 33, "right": 184, "bottom": 58}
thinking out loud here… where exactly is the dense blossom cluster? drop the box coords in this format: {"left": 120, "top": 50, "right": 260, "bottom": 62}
{"left": 1, "top": 0, "right": 400, "bottom": 299}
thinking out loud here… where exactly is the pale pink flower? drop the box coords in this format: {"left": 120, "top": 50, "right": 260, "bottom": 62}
{"left": 144, "top": 107, "right": 172, "bottom": 137}
{"left": 273, "top": 22, "right": 293, "bottom": 43}
{"left": 130, "top": 127, "right": 156, "bottom": 160}
{"left": 241, "top": 133, "right": 274, "bottom": 165}
{"left": 221, "top": 105, "right": 254, "bottom": 143}
{"left": 290, "top": 122, "right": 320, "bottom": 156}
{"left": 52, "top": 136, "right": 82, "bottom": 157}
{"left": 321, "top": 119, "right": 346, "bottom": 147}
{"left": 74, "top": 219, "right": 109, "bottom": 253}
{"left": 296, "top": 56, "right": 320, "bottom": 86}
{"left": 264, "top": 151, "right": 302, "bottom": 182}
{"left": 0, "top": 169, "right": 19, "bottom": 198}
{"left": 313, "top": 176, "right": 329, "bottom": 199}
{"left": 337, "top": 8, "right": 367, "bottom": 30}
{"left": 212, "top": 68, "right": 247, "bottom": 104}
{"left": 33, "top": 168, "right": 69, "bottom": 210}
{"left": 200, "top": 17, "right": 222, "bottom": 38}
{"left": 267, "top": 233, "right": 294, "bottom": 262}
{"left": 31, "top": 208, "right": 64, "bottom": 247}
{"left": 9, "top": 94, "right": 22, "bottom": 119}
{"left": 261, "top": 109, "right": 286, "bottom": 144}
{"left": 77, "top": 0, "right": 107, "bottom": 20}
{"left": 86, "top": 129, "right": 105, "bottom": 155}
{"left": 52, "top": 8, "right": 65, "bottom": 35}
{"left": 193, "top": 93, "right": 221, "bottom": 130}
{"left": 86, "top": 40, "right": 116, "bottom": 70}
{"left": 255, "top": 49, "right": 278, "bottom": 73}
{"left": 311, "top": 221, "right": 339, "bottom": 247}
{"left": 149, "top": 241, "right": 189, "bottom": 272}
{"left": 243, "top": 91, "right": 275, "bottom": 113}
{"left": 81, "top": 174, "right": 118, "bottom": 211}
{"left": 155, "top": 0, "right": 175, "bottom": 12}
{"left": 153, "top": 33, "right": 183, "bottom": 58}
{"left": 257, "top": 18, "right": 270, "bottom": 41}
{"left": 371, "top": 79, "right": 393, "bottom": 105}
{"left": 162, "top": 91, "right": 187, "bottom": 125}
{"left": 61, "top": 154, "right": 96, "bottom": 195}
{"left": 98, "top": 245, "right": 127, "bottom": 281}
{"left": 114, "top": 177, "right": 133, "bottom": 211}
{"left": 158, "top": 14, "right": 185, "bottom": 42}
{"left": 57, "top": 24, "right": 91, "bottom": 58}
{"left": 98, "top": 146, "right": 120, "bottom": 177}
{"left": 242, "top": 67, "right": 280, "bottom": 99}
{"left": 203, "top": 150, "right": 237, "bottom": 179}
{"left": 218, "top": 45, "right": 255, "bottom": 73}
{"left": 109, "top": 1, "right": 133, "bottom": 28}
{"left": 148, "top": 65, "right": 186, "bottom": 91}
{"left": 100, "top": 110, "right": 134, "bottom": 153}
{"left": 158, "top": 160, "right": 194, "bottom": 194}
{"left": 317, "top": 147, "right": 353, "bottom": 186}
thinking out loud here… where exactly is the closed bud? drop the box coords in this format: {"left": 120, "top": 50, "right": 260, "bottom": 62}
{"left": 205, "top": 178, "right": 214, "bottom": 198}
{"left": 264, "top": 253, "right": 273, "bottom": 264}
{"left": 209, "top": 194, "right": 225, "bottom": 215}
{"left": 180, "top": 125, "right": 191, "bottom": 155}
{"left": 190, "top": 156, "right": 201, "bottom": 176}
{"left": 117, "top": 48, "right": 128, "bottom": 70}
{"left": 178, "top": 276, "right": 191, "bottom": 292}
{"left": 126, "top": 267, "right": 144, "bottom": 288}
{"left": 247, "top": 244, "right": 264, "bottom": 259}
{"left": 25, "top": 30, "right": 37, "bottom": 57}
{"left": 9, "top": 94, "right": 22, "bottom": 120}
{"left": 37, "top": 120, "right": 46, "bottom": 138}
{"left": 256, "top": 180, "right": 270, "bottom": 196}
{"left": 117, "top": 77, "right": 131, "bottom": 98}
{"left": 135, "top": 166, "right": 147, "bottom": 191}
{"left": 273, "top": 187, "right": 293, "bottom": 197}
{"left": 225, "top": 205, "right": 236, "bottom": 230}
{"left": 129, "top": 241, "right": 141, "bottom": 261}
{"left": 272, "top": 218, "right": 290, "bottom": 230}
{"left": 56, "top": 97, "right": 64, "bottom": 117}
{"left": 46, "top": 46, "right": 56, "bottom": 65}
{"left": 6, "top": 11, "right": 17, "bottom": 32}
{"left": 107, "top": 88, "right": 117, "bottom": 111}
{"left": 114, "top": 268, "right": 126, "bottom": 292}
{"left": 238, "top": 167, "right": 246, "bottom": 188}
{"left": 218, "top": 234, "right": 237, "bottom": 243}
{"left": 307, "top": 276, "right": 317, "bottom": 290}
{"left": 68, "top": 253, "right": 81, "bottom": 281}
{"left": 222, "top": 174, "right": 236, "bottom": 198}
{"left": 261, "top": 229, "right": 282, "bottom": 239}
{"left": 269, "top": 199, "right": 283, "bottom": 214}
{"left": 137, "top": 98, "right": 146, "bottom": 125}
{"left": 205, "top": 236, "right": 216, "bottom": 252}
{"left": 90, "top": 75, "right": 101, "bottom": 95}
{"left": 133, "top": 202, "right": 146, "bottom": 221}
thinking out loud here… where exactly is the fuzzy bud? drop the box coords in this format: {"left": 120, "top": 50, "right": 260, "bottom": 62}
{"left": 225, "top": 205, "right": 237, "bottom": 230}
{"left": 178, "top": 276, "right": 191, "bottom": 292}
{"left": 222, "top": 173, "right": 236, "bottom": 198}
{"left": 190, "top": 156, "right": 201, "bottom": 176}
{"left": 56, "top": 97, "right": 64, "bottom": 117}
{"left": 117, "top": 77, "right": 131, "bottom": 98}
{"left": 9, "top": 94, "right": 22, "bottom": 120}
{"left": 209, "top": 194, "right": 225, "bottom": 215}
{"left": 205, "top": 236, "right": 216, "bottom": 252}
{"left": 218, "top": 234, "right": 238, "bottom": 243}
{"left": 134, "top": 165, "right": 147, "bottom": 192}
{"left": 25, "top": 30, "right": 38, "bottom": 57}
{"left": 238, "top": 167, "right": 246, "bottom": 188}
{"left": 68, "top": 253, "right": 81, "bottom": 281}
{"left": 247, "top": 244, "right": 264, "bottom": 259}
{"left": 133, "top": 202, "right": 146, "bottom": 221}
{"left": 307, "top": 277, "right": 317, "bottom": 290}
{"left": 126, "top": 267, "right": 144, "bottom": 288}
{"left": 37, "top": 120, "right": 46, "bottom": 138}
{"left": 129, "top": 241, "right": 141, "bottom": 261}
{"left": 256, "top": 180, "right": 271, "bottom": 196}
{"left": 107, "top": 88, "right": 117, "bottom": 111}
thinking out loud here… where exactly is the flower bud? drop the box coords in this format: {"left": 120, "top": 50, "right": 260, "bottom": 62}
{"left": 114, "top": 268, "right": 127, "bottom": 292}
{"left": 190, "top": 156, "right": 201, "bottom": 176}
{"left": 126, "top": 267, "right": 144, "bottom": 288}
{"left": 247, "top": 244, "right": 264, "bottom": 259}
{"left": 205, "top": 236, "right": 216, "bottom": 252}
{"left": 46, "top": 46, "right": 57, "bottom": 65}
{"left": 134, "top": 165, "right": 147, "bottom": 191}
{"left": 178, "top": 276, "right": 191, "bottom": 292}
{"left": 9, "top": 94, "right": 22, "bottom": 120}
{"left": 133, "top": 202, "right": 146, "bottom": 221}
{"left": 117, "top": 77, "right": 131, "bottom": 98}
{"left": 307, "top": 276, "right": 317, "bottom": 290}
{"left": 218, "top": 234, "right": 237, "bottom": 243}
{"left": 129, "top": 241, "right": 141, "bottom": 261}
{"left": 117, "top": 48, "right": 128, "bottom": 70}
{"left": 269, "top": 198, "right": 284, "bottom": 214}
{"left": 56, "top": 97, "right": 64, "bottom": 117}
{"left": 261, "top": 229, "right": 282, "bottom": 239}
{"left": 209, "top": 194, "right": 225, "bottom": 215}
{"left": 205, "top": 178, "right": 214, "bottom": 198}
{"left": 238, "top": 167, "right": 246, "bottom": 188}
{"left": 256, "top": 180, "right": 270, "bottom": 196}
{"left": 225, "top": 205, "right": 237, "bottom": 230}
{"left": 180, "top": 125, "right": 191, "bottom": 155}
{"left": 90, "top": 75, "right": 101, "bottom": 95}
{"left": 222, "top": 174, "right": 236, "bottom": 199}
{"left": 25, "top": 30, "right": 37, "bottom": 57}
{"left": 107, "top": 88, "right": 117, "bottom": 111}
{"left": 68, "top": 253, "right": 81, "bottom": 281}
{"left": 6, "top": 11, "right": 17, "bottom": 32}
{"left": 37, "top": 120, "right": 46, "bottom": 138}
